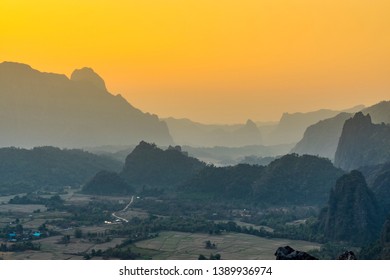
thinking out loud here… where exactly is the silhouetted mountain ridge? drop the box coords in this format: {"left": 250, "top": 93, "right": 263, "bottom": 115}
{"left": 319, "top": 170, "right": 383, "bottom": 244}
{"left": 265, "top": 105, "right": 364, "bottom": 145}
{"left": 334, "top": 112, "right": 390, "bottom": 170}
{"left": 0, "top": 61, "right": 173, "bottom": 148}
{"left": 164, "top": 118, "right": 263, "bottom": 147}
{"left": 291, "top": 101, "right": 390, "bottom": 159}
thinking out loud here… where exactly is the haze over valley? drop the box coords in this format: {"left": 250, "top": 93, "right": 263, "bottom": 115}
{"left": 0, "top": 61, "right": 390, "bottom": 260}
{"left": 1, "top": 0, "right": 390, "bottom": 262}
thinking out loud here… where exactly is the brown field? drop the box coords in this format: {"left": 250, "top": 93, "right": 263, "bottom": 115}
{"left": 133, "top": 231, "right": 321, "bottom": 260}
{"left": 0, "top": 224, "right": 126, "bottom": 260}
{"left": 0, "top": 192, "right": 320, "bottom": 260}
{"left": 0, "top": 236, "right": 127, "bottom": 260}
{"left": 0, "top": 194, "right": 25, "bottom": 204}
{"left": 0, "top": 204, "right": 46, "bottom": 213}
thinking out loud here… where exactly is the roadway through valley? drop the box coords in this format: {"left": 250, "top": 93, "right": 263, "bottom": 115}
{"left": 111, "top": 195, "right": 134, "bottom": 223}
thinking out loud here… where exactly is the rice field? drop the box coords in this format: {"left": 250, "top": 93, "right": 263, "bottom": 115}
{"left": 133, "top": 231, "right": 321, "bottom": 260}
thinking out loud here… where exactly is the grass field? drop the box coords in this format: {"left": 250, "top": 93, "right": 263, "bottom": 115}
{"left": 133, "top": 231, "right": 321, "bottom": 260}
{"left": 0, "top": 192, "right": 321, "bottom": 260}
{"left": 0, "top": 236, "right": 127, "bottom": 260}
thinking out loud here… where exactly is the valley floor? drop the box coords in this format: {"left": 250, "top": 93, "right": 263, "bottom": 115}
{"left": 132, "top": 231, "right": 321, "bottom": 260}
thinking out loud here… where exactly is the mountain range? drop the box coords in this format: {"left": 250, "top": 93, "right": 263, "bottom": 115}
{"left": 264, "top": 105, "right": 365, "bottom": 145}
{"left": 0, "top": 62, "right": 173, "bottom": 148}
{"left": 0, "top": 146, "right": 122, "bottom": 194}
{"left": 291, "top": 101, "right": 390, "bottom": 160}
{"left": 163, "top": 118, "right": 263, "bottom": 147}
{"left": 164, "top": 105, "right": 366, "bottom": 148}
{"left": 83, "top": 141, "right": 344, "bottom": 207}
{"left": 334, "top": 112, "right": 390, "bottom": 171}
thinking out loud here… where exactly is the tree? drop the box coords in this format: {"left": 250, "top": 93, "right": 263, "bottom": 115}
{"left": 59, "top": 235, "right": 70, "bottom": 244}
{"left": 74, "top": 228, "right": 83, "bottom": 238}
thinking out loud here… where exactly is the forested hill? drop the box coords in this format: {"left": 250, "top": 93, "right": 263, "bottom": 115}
{"left": 251, "top": 154, "right": 344, "bottom": 206}
{"left": 0, "top": 146, "right": 122, "bottom": 194}
{"left": 121, "top": 141, "right": 206, "bottom": 188}
{"left": 319, "top": 170, "right": 383, "bottom": 245}
{"left": 180, "top": 153, "right": 344, "bottom": 206}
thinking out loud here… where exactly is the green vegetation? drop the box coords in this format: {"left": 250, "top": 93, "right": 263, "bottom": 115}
{"left": 181, "top": 164, "right": 263, "bottom": 199}
{"left": 252, "top": 154, "right": 344, "bottom": 206}
{"left": 318, "top": 170, "right": 384, "bottom": 245}
{"left": 181, "top": 153, "right": 343, "bottom": 206}
{"left": 0, "top": 146, "right": 122, "bottom": 195}
{"left": 9, "top": 194, "right": 64, "bottom": 210}
{"left": 121, "top": 141, "right": 205, "bottom": 188}
{"left": 132, "top": 231, "right": 320, "bottom": 260}
{"left": 0, "top": 241, "right": 41, "bottom": 252}
{"left": 82, "top": 171, "right": 133, "bottom": 195}
{"left": 1, "top": 139, "right": 389, "bottom": 260}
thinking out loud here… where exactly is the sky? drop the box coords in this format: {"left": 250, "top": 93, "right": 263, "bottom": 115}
{"left": 1, "top": 0, "right": 389, "bottom": 124}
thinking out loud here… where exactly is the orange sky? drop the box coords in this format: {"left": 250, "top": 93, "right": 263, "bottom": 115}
{"left": 1, "top": 0, "right": 389, "bottom": 123}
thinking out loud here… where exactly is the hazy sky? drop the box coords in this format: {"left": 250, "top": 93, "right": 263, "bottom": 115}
{"left": 1, "top": 0, "right": 389, "bottom": 123}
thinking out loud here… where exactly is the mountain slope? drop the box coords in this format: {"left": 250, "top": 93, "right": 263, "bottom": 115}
{"left": 291, "top": 113, "right": 352, "bottom": 160}
{"left": 164, "top": 118, "right": 262, "bottom": 147}
{"left": 180, "top": 164, "right": 264, "bottom": 199}
{"left": 0, "top": 146, "right": 122, "bottom": 194}
{"left": 121, "top": 141, "right": 205, "bottom": 188}
{"left": 319, "top": 170, "right": 383, "bottom": 244}
{"left": 334, "top": 112, "right": 390, "bottom": 171}
{"left": 82, "top": 170, "right": 133, "bottom": 196}
{"left": 252, "top": 154, "right": 344, "bottom": 206}
{"left": 265, "top": 106, "right": 364, "bottom": 145}
{"left": 180, "top": 153, "right": 343, "bottom": 206}
{"left": 291, "top": 101, "right": 390, "bottom": 160}
{"left": 0, "top": 62, "right": 173, "bottom": 148}
{"left": 360, "top": 162, "right": 390, "bottom": 213}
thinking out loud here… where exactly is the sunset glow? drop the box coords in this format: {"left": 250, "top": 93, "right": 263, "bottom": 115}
{"left": 1, "top": 0, "right": 389, "bottom": 123}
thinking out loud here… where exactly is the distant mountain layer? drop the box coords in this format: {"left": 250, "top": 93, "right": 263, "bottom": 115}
{"left": 291, "top": 101, "right": 390, "bottom": 159}
{"left": 164, "top": 105, "right": 364, "bottom": 147}
{"left": 182, "top": 144, "right": 294, "bottom": 166}
{"left": 164, "top": 118, "right": 263, "bottom": 147}
{"left": 0, "top": 146, "right": 122, "bottom": 194}
{"left": 0, "top": 61, "right": 173, "bottom": 148}
{"left": 334, "top": 112, "right": 390, "bottom": 171}
{"left": 265, "top": 105, "right": 365, "bottom": 145}
{"left": 291, "top": 113, "right": 352, "bottom": 160}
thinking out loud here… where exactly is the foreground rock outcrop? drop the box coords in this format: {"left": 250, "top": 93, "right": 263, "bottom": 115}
{"left": 275, "top": 246, "right": 318, "bottom": 260}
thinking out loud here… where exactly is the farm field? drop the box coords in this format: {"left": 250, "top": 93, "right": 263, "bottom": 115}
{"left": 0, "top": 192, "right": 322, "bottom": 260}
{"left": 133, "top": 231, "right": 321, "bottom": 260}
{"left": 0, "top": 234, "right": 126, "bottom": 260}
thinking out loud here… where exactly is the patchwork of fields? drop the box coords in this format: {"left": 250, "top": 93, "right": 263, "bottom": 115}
{"left": 133, "top": 231, "right": 321, "bottom": 260}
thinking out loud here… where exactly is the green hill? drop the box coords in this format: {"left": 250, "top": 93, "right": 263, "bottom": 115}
{"left": 0, "top": 146, "right": 122, "bottom": 194}
{"left": 121, "top": 141, "right": 205, "bottom": 188}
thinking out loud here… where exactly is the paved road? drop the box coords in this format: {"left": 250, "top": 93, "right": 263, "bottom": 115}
{"left": 111, "top": 196, "right": 134, "bottom": 223}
